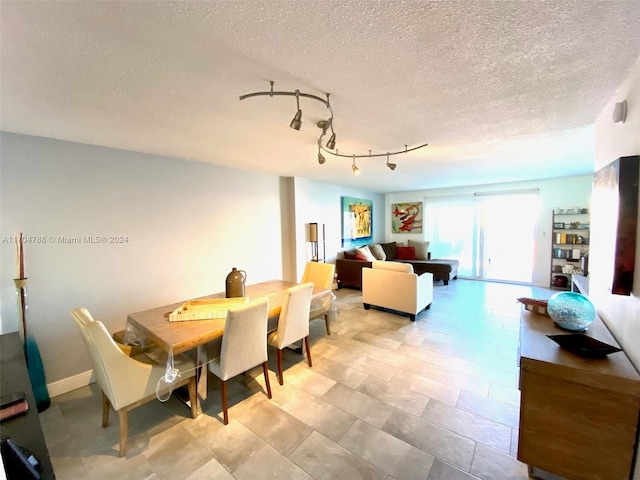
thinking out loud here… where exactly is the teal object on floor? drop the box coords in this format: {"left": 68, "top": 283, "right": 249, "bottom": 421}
{"left": 547, "top": 291, "right": 596, "bottom": 331}
{"left": 25, "top": 333, "right": 50, "bottom": 412}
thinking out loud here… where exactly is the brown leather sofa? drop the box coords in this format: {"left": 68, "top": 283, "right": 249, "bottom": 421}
{"left": 336, "top": 251, "right": 459, "bottom": 289}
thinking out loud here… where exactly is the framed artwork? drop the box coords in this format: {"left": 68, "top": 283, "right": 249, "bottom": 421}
{"left": 392, "top": 202, "right": 423, "bottom": 233}
{"left": 593, "top": 155, "right": 639, "bottom": 296}
{"left": 341, "top": 197, "right": 372, "bottom": 247}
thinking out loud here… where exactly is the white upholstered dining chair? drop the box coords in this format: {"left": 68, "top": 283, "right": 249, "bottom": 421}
{"left": 267, "top": 282, "right": 314, "bottom": 385}
{"left": 71, "top": 307, "right": 197, "bottom": 457}
{"left": 301, "top": 262, "right": 335, "bottom": 335}
{"left": 206, "top": 298, "right": 272, "bottom": 424}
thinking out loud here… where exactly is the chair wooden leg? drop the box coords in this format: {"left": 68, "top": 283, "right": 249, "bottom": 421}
{"left": 324, "top": 314, "right": 331, "bottom": 335}
{"left": 101, "top": 391, "right": 110, "bottom": 427}
{"left": 262, "top": 361, "right": 272, "bottom": 399}
{"left": 188, "top": 376, "right": 198, "bottom": 419}
{"left": 220, "top": 379, "right": 229, "bottom": 425}
{"left": 277, "top": 349, "right": 284, "bottom": 385}
{"left": 304, "top": 336, "right": 313, "bottom": 367}
{"left": 118, "top": 408, "right": 128, "bottom": 457}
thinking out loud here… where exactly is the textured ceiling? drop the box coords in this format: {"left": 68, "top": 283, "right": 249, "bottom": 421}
{"left": 2, "top": 1, "right": 640, "bottom": 193}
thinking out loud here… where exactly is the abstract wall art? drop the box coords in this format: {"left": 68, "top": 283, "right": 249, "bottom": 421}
{"left": 341, "top": 197, "right": 372, "bottom": 247}
{"left": 392, "top": 202, "right": 423, "bottom": 233}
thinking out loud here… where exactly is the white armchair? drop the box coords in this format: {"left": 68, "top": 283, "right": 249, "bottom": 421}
{"left": 362, "top": 261, "right": 433, "bottom": 321}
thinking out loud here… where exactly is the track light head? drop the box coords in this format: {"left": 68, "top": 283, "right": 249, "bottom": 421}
{"left": 318, "top": 152, "right": 326, "bottom": 164}
{"left": 386, "top": 153, "right": 396, "bottom": 170}
{"left": 352, "top": 156, "right": 360, "bottom": 176}
{"left": 290, "top": 110, "right": 302, "bottom": 130}
{"left": 326, "top": 133, "right": 336, "bottom": 150}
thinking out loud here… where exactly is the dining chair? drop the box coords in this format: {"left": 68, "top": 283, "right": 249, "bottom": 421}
{"left": 301, "top": 261, "right": 335, "bottom": 335}
{"left": 267, "top": 282, "right": 314, "bottom": 385}
{"left": 207, "top": 298, "right": 272, "bottom": 425}
{"left": 71, "top": 307, "right": 197, "bottom": 457}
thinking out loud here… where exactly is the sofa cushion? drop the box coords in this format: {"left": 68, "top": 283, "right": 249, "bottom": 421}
{"left": 356, "top": 245, "right": 377, "bottom": 261}
{"left": 343, "top": 249, "right": 358, "bottom": 260}
{"left": 396, "top": 246, "right": 416, "bottom": 260}
{"left": 372, "top": 260, "right": 414, "bottom": 273}
{"left": 380, "top": 241, "right": 397, "bottom": 260}
{"left": 408, "top": 240, "right": 430, "bottom": 260}
{"left": 369, "top": 244, "right": 387, "bottom": 260}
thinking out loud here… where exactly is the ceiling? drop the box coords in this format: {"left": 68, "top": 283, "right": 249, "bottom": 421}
{"left": 2, "top": 1, "right": 640, "bottom": 193}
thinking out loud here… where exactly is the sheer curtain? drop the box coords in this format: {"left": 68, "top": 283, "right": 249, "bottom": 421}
{"left": 423, "top": 190, "right": 539, "bottom": 283}
{"left": 423, "top": 195, "right": 476, "bottom": 277}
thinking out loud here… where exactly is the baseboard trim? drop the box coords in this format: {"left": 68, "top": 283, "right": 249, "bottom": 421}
{"left": 47, "top": 369, "right": 95, "bottom": 398}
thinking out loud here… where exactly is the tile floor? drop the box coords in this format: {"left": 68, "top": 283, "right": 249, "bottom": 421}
{"left": 40, "top": 278, "right": 554, "bottom": 480}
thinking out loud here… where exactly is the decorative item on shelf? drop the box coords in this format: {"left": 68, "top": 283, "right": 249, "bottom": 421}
{"left": 552, "top": 274, "right": 569, "bottom": 288}
{"left": 13, "top": 232, "right": 50, "bottom": 412}
{"left": 517, "top": 297, "right": 550, "bottom": 317}
{"left": 547, "top": 291, "right": 596, "bottom": 331}
{"left": 239, "top": 81, "right": 429, "bottom": 175}
{"left": 225, "top": 267, "right": 246, "bottom": 298}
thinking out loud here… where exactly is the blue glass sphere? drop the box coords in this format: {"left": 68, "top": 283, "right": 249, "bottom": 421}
{"left": 547, "top": 292, "right": 596, "bottom": 331}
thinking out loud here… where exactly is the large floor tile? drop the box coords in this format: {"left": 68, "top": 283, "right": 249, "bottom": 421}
{"left": 470, "top": 444, "right": 530, "bottom": 480}
{"left": 233, "top": 444, "right": 313, "bottom": 480}
{"left": 382, "top": 409, "right": 476, "bottom": 471}
{"left": 455, "top": 390, "right": 520, "bottom": 429}
{"left": 234, "top": 399, "right": 313, "bottom": 456}
{"left": 321, "top": 383, "right": 395, "bottom": 428}
{"left": 280, "top": 390, "right": 356, "bottom": 441}
{"left": 421, "top": 400, "right": 511, "bottom": 453}
{"left": 289, "top": 431, "right": 388, "bottom": 480}
{"left": 357, "top": 375, "right": 430, "bottom": 416}
{"left": 339, "top": 419, "right": 435, "bottom": 480}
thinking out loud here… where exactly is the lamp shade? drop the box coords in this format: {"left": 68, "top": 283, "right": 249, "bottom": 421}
{"left": 309, "top": 223, "right": 318, "bottom": 242}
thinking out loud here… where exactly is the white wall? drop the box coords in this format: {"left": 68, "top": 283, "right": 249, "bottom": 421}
{"left": 386, "top": 176, "right": 593, "bottom": 287}
{"left": 591, "top": 54, "right": 640, "bottom": 368}
{"left": 292, "top": 177, "right": 384, "bottom": 280}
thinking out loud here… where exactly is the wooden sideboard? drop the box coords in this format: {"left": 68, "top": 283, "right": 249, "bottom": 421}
{"left": 518, "top": 309, "right": 640, "bottom": 480}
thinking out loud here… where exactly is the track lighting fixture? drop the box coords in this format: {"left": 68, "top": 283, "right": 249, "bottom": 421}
{"left": 289, "top": 90, "right": 302, "bottom": 130}
{"left": 386, "top": 153, "right": 397, "bottom": 171}
{"left": 326, "top": 132, "right": 336, "bottom": 150}
{"left": 239, "top": 81, "right": 429, "bottom": 174}
{"left": 352, "top": 156, "right": 361, "bottom": 176}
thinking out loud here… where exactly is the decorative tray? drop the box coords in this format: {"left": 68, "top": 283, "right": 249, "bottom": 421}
{"left": 517, "top": 297, "right": 549, "bottom": 317}
{"left": 168, "top": 297, "right": 248, "bottom": 322}
{"left": 547, "top": 334, "right": 622, "bottom": 358}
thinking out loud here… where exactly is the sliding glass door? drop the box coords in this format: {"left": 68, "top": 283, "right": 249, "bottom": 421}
{"left": 424, "top": 190, "right": 538, "bottom": 283}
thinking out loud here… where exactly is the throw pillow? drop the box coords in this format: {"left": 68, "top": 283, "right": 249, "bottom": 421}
{"left": 369, "top": 244, "right": 387, "bottom": 260}
{"left": 396, "top": 246, "right": 416, "bottom": 260}
{"left": 356, "top": 245, "right": 377, "bottom": 262}
{"left": 380, "top": 241, "right": 397, "bottom": 260}
{"left": 343, "top": 249, "right": 358, "bottom": 260}
{"left": 408, "top": 240, "right": 430, "bottom": 260}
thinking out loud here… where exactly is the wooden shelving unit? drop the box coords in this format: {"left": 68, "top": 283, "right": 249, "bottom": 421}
{"left": 550, "top": 208, "right": 589, "bottom": 290}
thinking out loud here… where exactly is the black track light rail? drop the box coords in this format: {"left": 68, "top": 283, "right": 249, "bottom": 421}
{"left": 239, "top": 81, "right": 429, "bottom": 171}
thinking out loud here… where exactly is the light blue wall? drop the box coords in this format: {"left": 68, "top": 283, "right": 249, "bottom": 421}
{"left": 0, "top": 132, "right": 383, "bottom": 388}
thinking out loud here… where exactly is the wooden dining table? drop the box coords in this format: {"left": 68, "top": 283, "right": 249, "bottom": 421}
{"left": 126, "top": 279, "right": 331, "bottom": 410}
